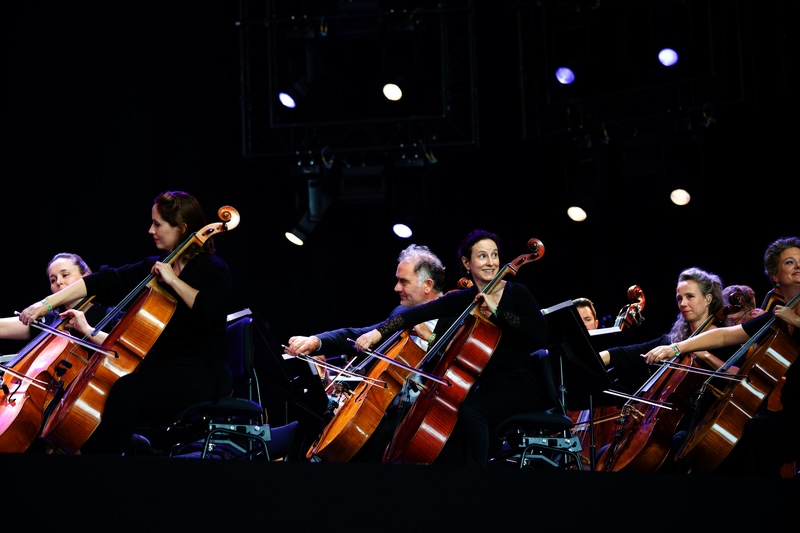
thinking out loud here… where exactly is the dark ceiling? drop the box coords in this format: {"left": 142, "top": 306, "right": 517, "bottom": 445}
{"left": 1, "top": 0, "right": 796, "bottom": 353}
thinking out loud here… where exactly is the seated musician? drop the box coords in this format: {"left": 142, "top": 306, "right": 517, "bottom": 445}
{"left": 284, "top": 244, "right": 454, "bottom": 462}
{"left": 0, "top": 253, "right": 110, "bottom": 345}
{"left": 595, "top": 267, "right": 738, "bottom": 472}
{"left": 19, "top": 191, "right": 235, "bottom": 456}
{"left": 722, "top": 284, "right": 765, "bottom": 327}
{"left": 353, "top": 229, "right": 551, "bottom": 466}
{"left": 645, "top": 237, "right": 800, "bottom": 477}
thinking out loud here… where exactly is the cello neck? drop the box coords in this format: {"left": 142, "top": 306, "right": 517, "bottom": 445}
{"left": 422, "top": 262, "right": 512, "bottom": 367}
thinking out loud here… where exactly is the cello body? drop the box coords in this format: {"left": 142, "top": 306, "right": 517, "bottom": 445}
{"left": 380, "top": 238, "right": 544, "bottom": 464}
{"left": 39, "top": 205, "right": 239, "bottom": 454}
{"left": 0, "top": 301, "right": 99, "bottom": 453}
{"left": 675, "top": 326, "right": 799, "bottom": 472}
{"left": 0, "top": 335, "right": 82, "bottom": 453}
{"left": 307, "top": 330, "right": 425, "bottom": 462}
{"left": 568, "top": 285, "right": 646, "bottom": 467}
{"left": 40, "top": 285, "right": 177, "bottom": 454}
{"left": 383, "top": 314, "right": 501, "bottom": 464}
{"left": 569, "top": 404, "right": 624, "bottom": 468}
{"left": 595, "top": 352, "right": 706, "bottom": 472}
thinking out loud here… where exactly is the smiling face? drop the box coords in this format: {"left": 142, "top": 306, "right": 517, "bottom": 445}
{"left": 772, "top": 247, "right": 800, "bottom": 300}
{"left": 462, "top": 238, "right": 499, "bottom": 288}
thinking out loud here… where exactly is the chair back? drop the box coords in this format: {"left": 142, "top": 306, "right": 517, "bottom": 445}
{"left": 226, "top": 314, "right": 257, "bottom": 402}
{"left": 530, "top": 348, "right": 565, "bottom": 413}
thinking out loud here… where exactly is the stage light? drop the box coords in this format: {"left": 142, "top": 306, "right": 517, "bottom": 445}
{"left": 382, "top": 82, "right": 403, "bottom": 101}
{"left": 286, "top": 210, "right": 317, "bottom": 247}
{"left": 393, "top": 223, "right": 413, "bottom": 238}
{"left": 285, "top": 228, "right": 307, "bottom": 246}
{"left": 278, "top": 77, "right": 312, "bottom": 110}
{"left": 658, "top": 48, "right": 679, "bottom": 67}
{"left": 567, "top": 206, "right": 588, "bottom": 222}
{"left": 670, "top": 188, "right": 691, "bottom": 206}
{"left": 555, "top": 66, "right": 576, "bottom": 85}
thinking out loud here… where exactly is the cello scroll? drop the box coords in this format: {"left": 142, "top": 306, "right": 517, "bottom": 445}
{"left": 614, "top": 285, "right": 646, "bottom": 330}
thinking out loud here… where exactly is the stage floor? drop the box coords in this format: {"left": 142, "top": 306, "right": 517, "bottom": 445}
{"left": 6, "top": 454, "right": 797, "bottom": 530}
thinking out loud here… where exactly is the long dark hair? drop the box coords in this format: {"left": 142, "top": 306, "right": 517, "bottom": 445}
{"left": 153, "top": 190, "right": 214, "bottom": 259}
{"left": 668, "top": 266, "right": 723, "bottom": 343}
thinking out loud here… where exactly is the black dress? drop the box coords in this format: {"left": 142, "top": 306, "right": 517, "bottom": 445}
{"left": 369, "top": 281, "right": 549, "bottom": 465}
{"left": 75, "top": 252, "right": 235, "bottom": 455}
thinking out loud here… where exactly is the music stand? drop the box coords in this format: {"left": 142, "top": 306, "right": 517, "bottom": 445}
{"left": 542, "top": 300, "right": 613, "bottom": 410}
{"left": 247, "top": 309, "right": 329, "bottom": 460}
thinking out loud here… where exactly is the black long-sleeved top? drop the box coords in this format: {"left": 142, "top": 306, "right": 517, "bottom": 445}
{"left": 83, "top": 252, "right": 234, "bottom": 367}
{"left": 372, "top": 281, "right": 547, "bottom": 381}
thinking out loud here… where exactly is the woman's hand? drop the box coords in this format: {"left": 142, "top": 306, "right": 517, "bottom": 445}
{"left": 151, "top": 261, "right": 178, "bottom": 286}
{"left": 475, "top": 292, "right": 498, "bottom": 317}
{"left": 18, "top": 301, "right": 50, "bottom": 325}
{"left": 60, "top": 308, "right": 92, "bottom": 337}
{"left": 773, "top": 305, "right": 799, "bottom": 327}
{"left": 642, "top": 346, "right": 676, "bottom": 365}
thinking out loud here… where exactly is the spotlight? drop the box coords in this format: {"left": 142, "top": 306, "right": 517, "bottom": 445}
{"left": 393, "top": 223, "right": 413, "bottom": 238}
{"left": 382, "top": 82, "right": 403, "bottom": 101}
{"left": 658, "top": 48, "right": 679, "bottom": 67}
{"left": 285, "top": 228, "right": 307, "bottom": 246}
{"left": 285, "top": 207, "right": 322, "bottom": 247}
{"left": 670, "top": 188, "right": 691, "bottom": 206}
{"left": 278, "top": 77, "right": 312, "bottom": 109}
{"left": 567, "top": 206, "right": 588, "bottom": 222}
{"left": 555, "top": 66, "right": 576, "bottom": 85}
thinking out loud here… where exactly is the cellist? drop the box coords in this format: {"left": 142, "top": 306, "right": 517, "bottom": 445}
{"left": 645, "top": 236, "right": 800, "bottom": 477}
{"left": 354, "top": 229, "right": 549, "bottom": 466}
{"left": 284, "top": 243, "right": 455, "bottom": 462}
{"left": 594, "top": 267, "right": 737, "bottom": 471}
{"left": 0, "top": 253, "right": 110, "bottom": 345}
{"left": 0, "top": 252, "right": 114, "bottom": 453}
{"left": 19, "top": 191, "right": 235, "bottom": 455}
{"left": 599, "top": 267, "right": 733, "bottom": 391}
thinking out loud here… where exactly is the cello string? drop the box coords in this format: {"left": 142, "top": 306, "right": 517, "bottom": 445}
{"left": 347, "top": 338, "right": 450, "bottom": 386}
{"left": 25, "top": 317, "right": 118, "bottom": 359}
{"left": 282, "top": 347, "right": 387, "bottom": 387}
{"left": 654, "top": 360, "right": 742, "bottom": 381}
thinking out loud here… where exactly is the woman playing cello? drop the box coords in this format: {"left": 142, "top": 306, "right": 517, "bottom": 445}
{"left": 354, "top": 229, "right": 549, "bottom": 466}
{"left": 594, "top": 267, "right": 737, "bottom": 472}
{"left": 0, "top": 253, "right": 113, "bottom": 453}
{"left": 0, "top": 253, "right": 109, "bottom": 345}
{"left": 19, "top": 191, "right": 235, "bottom": 455}
{"left": 645, "top": 237, "right": 800, "bottom": 477}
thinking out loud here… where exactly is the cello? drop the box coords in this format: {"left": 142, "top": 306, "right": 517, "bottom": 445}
{"left": 0, "top": 298, "right": 107, "bottom": 453}
{"left": 569, "top": 285, "right": 646, "bottom": 468}
{"left": 595, "top": 293, "right": 743, "bottom": 472}
{"left": 383, "top": 238, "right": 544, "bottom": 464}
{"left": 304, "top": 276, "right": 477, "bottom": 462}
{"left": 305, "top": 330, "right": 426, "bottom": 462}
{"left": 675, "top": 290, "right": 800, "bottom": 472}
{"left": 40, "top": 206, "right": 240, "bottom": 454}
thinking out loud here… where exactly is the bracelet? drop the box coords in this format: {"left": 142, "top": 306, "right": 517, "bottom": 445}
{"left": 42, "top": 299, "right": 54, "bottom": 312}
{"left": 492, "top": 306, "right": 499, "bottom": 317}
{"left": 669, "top": 344, "right": 681, "bottom": 357}
{"left": 428, "top": 333, "right": 436, "bottom": 344}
